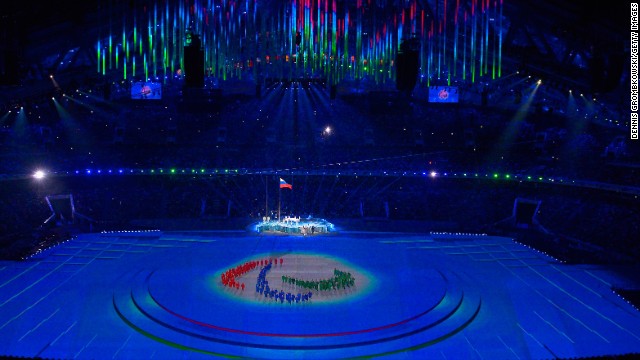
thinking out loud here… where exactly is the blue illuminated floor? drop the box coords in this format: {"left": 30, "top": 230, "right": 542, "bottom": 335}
{"left": 1, "top": 230, "right": 639, "bottom": 359}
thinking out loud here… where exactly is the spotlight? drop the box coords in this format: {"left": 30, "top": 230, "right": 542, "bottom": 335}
{"left": 33, "top": 170, "right": 46, "bottom": 180}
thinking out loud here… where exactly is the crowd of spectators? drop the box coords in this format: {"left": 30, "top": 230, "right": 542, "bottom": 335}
{"left": 1, "top": 170, "right": 638, "bottom": 263}
{"left": 2, "top": 76, "right": 638, "bottom": 176}
{"left": 1, "top": 75, "right": 639, "bottom": 262}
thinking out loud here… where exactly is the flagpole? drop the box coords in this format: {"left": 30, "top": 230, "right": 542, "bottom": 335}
{"left": 278, "top": 184, "right": 281, "bottom": 221}
{"left": 265, "top": 176, "right": 268, "bottom": 220}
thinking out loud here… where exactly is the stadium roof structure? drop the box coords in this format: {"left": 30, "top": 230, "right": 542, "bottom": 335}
{"left": 0, "top": 1, "right": 629, "bottom": 107}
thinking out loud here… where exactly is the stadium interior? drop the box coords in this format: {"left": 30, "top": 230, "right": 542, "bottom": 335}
{"left": 0, "top": 1, "right": 639, "bottom": 359}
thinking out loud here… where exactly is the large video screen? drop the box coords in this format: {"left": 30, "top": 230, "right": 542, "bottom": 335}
{"left": 428, "top": 86, "right": 459, "bottom": 103}
{"left": 131, "top": 81, "right": 162, "bottom": 100}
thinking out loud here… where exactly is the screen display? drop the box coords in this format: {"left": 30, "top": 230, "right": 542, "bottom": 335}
{"left": 131, "top": 81, "right": 162, "bottom": 100}
{"left": 428, "top": 86, "right": 459, "bottom": 103}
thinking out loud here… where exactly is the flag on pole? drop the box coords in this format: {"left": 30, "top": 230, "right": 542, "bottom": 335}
{"left": 279, "top": 178, "right": 292, "bottom": 189}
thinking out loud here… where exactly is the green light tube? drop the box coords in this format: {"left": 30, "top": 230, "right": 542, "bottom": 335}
{"left": 109, "top": 35, "right": 112, "bottom": 69}
{"left": 96, "top": 39, "right": 101, "bottom": 73}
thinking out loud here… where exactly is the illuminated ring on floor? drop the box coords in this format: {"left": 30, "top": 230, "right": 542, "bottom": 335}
{"left": 113, "top": 258, "right": 481, "bottom": 358}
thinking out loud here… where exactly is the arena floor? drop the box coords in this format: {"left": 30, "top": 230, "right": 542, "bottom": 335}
{"left": 1, "top": 229, "right": 639, "bottom": 359}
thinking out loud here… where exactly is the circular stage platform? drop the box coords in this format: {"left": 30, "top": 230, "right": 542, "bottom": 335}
{"left": 112, "top": 248, "right": 481, "bottom": 359}
{"left": 254, "top": 217, "right": 335, "bottom": 235}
